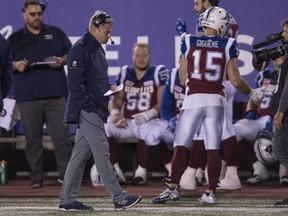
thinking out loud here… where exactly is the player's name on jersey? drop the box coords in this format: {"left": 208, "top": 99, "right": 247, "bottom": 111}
{"left": 124, "top": 85, "right": 155, "bottom": 94}
{"left": 196, "top": 39, "right": 220, "bottom": 48}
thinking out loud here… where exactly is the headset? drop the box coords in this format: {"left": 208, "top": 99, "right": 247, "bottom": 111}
{"left": 93, "top": 12, "right": 111, "bottom": 28}
{"left": 92, "top": 11, "right": 115, "bottom": 44}
{"left": 22, "top": 0, "right": 47, "bottom": 12}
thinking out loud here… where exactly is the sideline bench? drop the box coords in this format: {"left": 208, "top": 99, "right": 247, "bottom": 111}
{"left": 0, "top": 101, "right": 246, "bottom": 144}
{"left": 0, "top": 131, "right": 139, "bottom": 178}
{"left": 0, "top": 101, "right": 247, "bottom": 178}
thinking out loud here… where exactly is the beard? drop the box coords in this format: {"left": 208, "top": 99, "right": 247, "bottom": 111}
{"left": 27, "top": 20, "right": 42, "bottom": 30}
{"left": 135, "top": 64, "right": 149, "bottom": 72}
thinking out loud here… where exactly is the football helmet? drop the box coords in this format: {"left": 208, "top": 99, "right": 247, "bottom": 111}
{"left": 254, "top": 129, "right": 277, "bottom": 165}
{"left": 90, "top": 164, "right": 104, "bottom": 187}
{"left": 201, "top": 7, "right": 230, "bottom": 37}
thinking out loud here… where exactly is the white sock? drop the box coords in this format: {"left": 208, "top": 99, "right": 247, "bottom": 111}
{"left": 225, "top": 166, "right": 238, "bottom": 177}
{"left": 113, "top": 162, "right": 122, "bottom": 173}
{"left": 186, "top": 166, "right": 197, "bottom": 176}
{"left": 165, "top": 163, "right": 172, "bottom": 177}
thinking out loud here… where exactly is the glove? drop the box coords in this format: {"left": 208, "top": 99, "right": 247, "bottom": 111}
{"left": 167, "top": 116, "right": 177, "bottom": 133}
{"left": 175, "top": 18, "right": 187, "bottom": 36}
{"left": 249, "top": 88, "right": 264, "bottom": 101}
{"left": 264, "top": 116, "right": 274, "bottom": 132}
{"left": 132, "top": 108, "right": 158, "bottom": 125}
{"left": 244, "top": 110, "right": 259, "bottom": 120}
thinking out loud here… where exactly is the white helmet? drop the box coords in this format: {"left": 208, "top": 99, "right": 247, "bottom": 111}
{"left": 254, "top": 129, "right": 277, "bottom": 165}
{"left": 201, "top": 7, "right": 230, "bottom": 37}
{"left": 90, "top": 164, "right": 104, "bottom": 187}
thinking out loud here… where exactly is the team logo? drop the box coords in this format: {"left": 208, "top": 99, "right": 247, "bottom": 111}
{"left": 44, "top": 34, "right": 53, "bottom": 40}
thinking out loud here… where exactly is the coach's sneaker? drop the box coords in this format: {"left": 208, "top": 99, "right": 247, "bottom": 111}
{"left": 132, "top": 166, "right": 147, "bottom": 185}
{"left": 179, "top": 167, "right": 196, "bottom": 190}
{"left": 274, "top": 198, "right": 288, "bottom": 207}
{"left": 114, "top": 195, "right": 142, "bottom": 210}
{"left": 59, "top": 201, "right": 94, "bottom": 211}
{"left": 197, "top": 192, "right": 216, "bottom": 205}
{"left": 152, "top": 185, "right": 180, "bottom": 204}
{"left": 217, "top": 166, "right": 241, "bottom": 190}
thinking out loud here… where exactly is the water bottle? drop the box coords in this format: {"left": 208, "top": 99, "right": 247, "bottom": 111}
{"left": 0, "top": 160, "right": 8, "bottom": 185}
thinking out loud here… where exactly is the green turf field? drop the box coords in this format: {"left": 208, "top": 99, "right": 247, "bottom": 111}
{"left": 0, "top": 196, "right": 287, "bottom": 216}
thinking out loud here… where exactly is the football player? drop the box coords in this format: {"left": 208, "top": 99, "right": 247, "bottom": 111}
{"left": 105, "top": 42, "right": 170, "bottom": 185}
{"left": 152, "top": 7, "right": 263, "bottom": 205}
{"left": 235, "top": 58, "right": 288, "bottom": 186}
{"left": 175, "top": 0, "right": 241, "bottom": 191}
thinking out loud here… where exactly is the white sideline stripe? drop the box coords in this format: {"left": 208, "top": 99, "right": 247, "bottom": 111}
{"left": 0, "top": 206, "right": 287, "bottom": 213}
{"left": 135, "top": 207, "right": 288, "bottom": 213}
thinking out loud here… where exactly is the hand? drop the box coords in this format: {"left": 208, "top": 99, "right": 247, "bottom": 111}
{"left": 249, "top": 88, "right": 264, "bottom": 101}
{"left": 109, "top": 85, "right": 117, "bottom": 91}
{"left": 132, "top": 108, "right": 158, "bottom": 125}
{"left": 113, "top": 114, "right": 127, "bottom": 128}
{"left": 244, "top": 110, "right": 259, "bottom": 120}
{"left": 264, "top": 116, "right": 274, "bottom": 132}
{"left": 175, "top": 18, "right": 187, "bottom": 36}
{"left": 132, "top": 112, "right": 147, "bottom": 125}
{"left": 273, "top": 111, "right": 284, "bottom": 130}
{"left": 49, "top": 56, "right": 64, "bottom": 69}
{"left": 167, "top": 116, "right": 177, "bottom": 133}
{"left": 15, "top": 60, "right": 28, "bottom": 72}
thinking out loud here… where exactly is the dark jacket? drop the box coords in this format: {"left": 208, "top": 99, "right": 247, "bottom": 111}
{"left": 0, "top": 34, "right": 12, "bottom": 110}
{"left": 64, "top": 31, "right": 110, "bottom": 124}
{"left": 270, "top": 57, "right": 288, "bottom": 117}
{"left": 8, "top": 24, "right": 71, "bottom": 102}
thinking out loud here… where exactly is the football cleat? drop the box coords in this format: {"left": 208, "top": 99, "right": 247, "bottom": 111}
{"left": 247, "top": 161, "right": 270, "bottom": 185}
{"left": 152, "top": 185, "right": 180, "bottom": 204}
{"left": 280, "top": 176, "right": 288, "bottom": 187}
{"left": 197, "top": 192, "right": 216, "bottom": 204}
{"left": 246, "top": 174, "right": 268, "bottom": 185}
{"left": 132, "top": 177, "right": 146, "bottom": 186}
{"left": 132, "top": 166, "right": 147, "bottom": 186}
